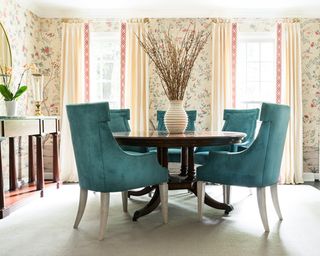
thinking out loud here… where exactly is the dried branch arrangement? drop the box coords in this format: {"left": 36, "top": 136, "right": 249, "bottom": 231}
{"left": 138, "top": 27, "right": 210, "bottom": 100}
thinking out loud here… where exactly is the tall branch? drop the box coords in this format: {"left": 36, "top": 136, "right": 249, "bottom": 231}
{"left": 138, "top": 26, "right": 210, "bottom": 100}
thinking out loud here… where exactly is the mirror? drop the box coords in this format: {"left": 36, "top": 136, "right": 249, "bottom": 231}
{"left": 0, "top": 22, "right": 12, "bottom": 69}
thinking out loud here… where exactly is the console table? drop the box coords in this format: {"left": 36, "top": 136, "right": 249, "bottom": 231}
{"left": 0, "top": 116, "right": 60, "bottom": 218}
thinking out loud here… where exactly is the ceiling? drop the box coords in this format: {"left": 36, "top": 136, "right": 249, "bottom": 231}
{"left": 15, "top": 0, "right": 320, "bottom": 18}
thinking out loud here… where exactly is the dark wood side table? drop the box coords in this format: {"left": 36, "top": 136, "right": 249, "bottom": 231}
{"left": 0, "top": 116, "right": 60, "bottom": 219}
{"left": 113, "top": 130, "right": 246, "bottom": 221}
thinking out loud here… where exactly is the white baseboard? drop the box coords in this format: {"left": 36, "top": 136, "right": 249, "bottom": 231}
{"left": 303, "top": 172, "right": 319, "bottom": 182}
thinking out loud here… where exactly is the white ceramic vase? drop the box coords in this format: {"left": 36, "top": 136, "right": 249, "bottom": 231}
{"left": 5, "top": 100, "right": 17, "bottom": 116}
{"left": 164, "top": 100, "right": 188, "bottom": 134}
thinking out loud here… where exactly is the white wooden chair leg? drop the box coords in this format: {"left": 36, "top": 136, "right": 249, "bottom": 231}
{"left": 73, "top": 188, "right": 88, "bottom": 228}
{"left": 257, "top": 187, "right": 269, "bottom": 232}
{"left": 122, "top": 191, "right": 128, "bottom": 212}
{"left": 99, "top": 192, "right": 110, "bottom": 241}
{"left": 223, "top": 185, "right": 231, "bottom": 204}
{"left": 159, "top": 183, "right": 168, "bottom": 224}
{"left": 270, "top": 184, "right": 283, "bottom": 220}
{"left": 197, "top": 181, "right": 205, "bottom": 220}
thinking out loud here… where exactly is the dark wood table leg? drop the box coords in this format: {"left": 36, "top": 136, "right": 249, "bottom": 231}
{"left": 36, "top": 136, "right": 44, "bottom": 197}
{"left": 9, "top": 137, "right": 17, "bottom": 191}
{"left": 128, "top": 186, "right": 154, "bottom": 198}
{"left": 161, "top": 147, "right": 168, "bottom": 168}
{"left": 186, "top": 146, "right": 195, "bottom": 181}
{"left": 28, "top": 136, "right": 35, "bottom": 183}
{"left": 0, "top": 140, "right": 5, "bottom": 218}
{"left": 132, "top": 147, "right": 168, "bottom": 221}
{"left": 127, "top": 147, "right": 161, "bottom": 198}
{"left": 179, "top": 147, "right": 188, "bottom": 176}
{"left": 132, "top": 188, "right": 160, "bottom": 221}
{"left": 52, "top": 133, "right": 60, "bottom": 188}
{"left": 190, "top": 183, "right": 233, "bottom": 214}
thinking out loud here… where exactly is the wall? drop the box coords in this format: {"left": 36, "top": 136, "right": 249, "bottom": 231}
{"left": 147, "top": 19, "right": 212, "bottom": 131}
{"left": 300, "top": 19, "right": 320, "bottom": 175}
{"left": 0, "top": 0, "right": 319, "bottom": 187}
{"left": 147, "top": 18, "right": 320, "bottom": 175}
{"left": 0, "top": 0, "right": 61, "bottom": 189}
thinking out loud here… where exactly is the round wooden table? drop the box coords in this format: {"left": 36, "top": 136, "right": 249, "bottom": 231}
{"left": 113, "top": 130, "right": 246, "bottom": 221}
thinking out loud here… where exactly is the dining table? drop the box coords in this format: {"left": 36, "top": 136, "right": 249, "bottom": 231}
{"left": 113, "top": 130, "right": 246, "bottom": 221}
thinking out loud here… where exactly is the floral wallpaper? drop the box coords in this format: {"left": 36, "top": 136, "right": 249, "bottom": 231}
{"left": 0, "top": 0, "right": 319, "bottom": 190}
{"left": 147, "top": 18, "right": 212, "bottom": 131}
{"left": 300, "top": 19, "right": 320, "bottom": 174}
{"left": 0, "top": 0, "right": 62, "bottom": 189}
{"left": 0, "top": 0, "right": 40, "bottom": 190}
{"left": 148, "top": 18, "right": 320, "bottom": 174}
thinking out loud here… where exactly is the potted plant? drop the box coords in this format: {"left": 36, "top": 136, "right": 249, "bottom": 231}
{"left": 0, "top": 64, "right": 35, "bottom": 116}
{"left": 139, "top": 26, "right": 210, "bottom": 133}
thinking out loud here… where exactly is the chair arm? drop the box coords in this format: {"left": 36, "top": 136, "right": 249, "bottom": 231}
{"left": 197, "top": 125, "right": 270, "bottom": 187}
{"left": 99, "top": 123, "right": 168, "bottom": 192}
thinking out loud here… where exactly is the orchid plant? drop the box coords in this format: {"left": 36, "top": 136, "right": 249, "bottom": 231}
{"left": 0, "top": 64, "right": 37, "bottom": 101}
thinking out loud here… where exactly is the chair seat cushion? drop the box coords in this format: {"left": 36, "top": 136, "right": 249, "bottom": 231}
{"left": 148, "top": 147, "right": 183, "bottom": 163}
{"left": 121, "top": 145, "right": 148, "bottom": 153}
{"left": 194, "top": 151, "right": 210, "bottom": 165}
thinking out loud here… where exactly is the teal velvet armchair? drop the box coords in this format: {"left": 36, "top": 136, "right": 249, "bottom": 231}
{"left": 109, "top": 109, "right": 148, "bottom": 153}
{"left": 67, "top": 102, "right": 169, "bottom": 240}
{"left": 195, "top": 108, "right": 260, "bottom": 165}
{"left": 196, "top": 103, "right": 290, "bottom": 232}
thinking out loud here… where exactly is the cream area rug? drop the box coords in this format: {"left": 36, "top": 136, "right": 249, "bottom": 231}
{"left": 0, "top": 184, "right": 319, "bottom": 256}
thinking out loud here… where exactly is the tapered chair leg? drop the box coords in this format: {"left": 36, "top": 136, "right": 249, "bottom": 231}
{"left": 99, "top": 192, "right": 110, "bottom": 241}
{"left": 197, "top": 181, "right": 205, "bottom": 220}
{"left": 270, "top": 184, "right": 283, "bottom": 220}
{"left": 223, "top": 185, "right": 231, "bottom": 204}
{"left": 122, "top": 191, "right": 128, "bottom": 212}
{"left": 257, "top": 187, "right": 269, "bottom": 232}
{"left": 159, "top": 183, "right": 168, "bottom": 224}
{"left": 73, "top": 189, "right": 88, "bottom": 229}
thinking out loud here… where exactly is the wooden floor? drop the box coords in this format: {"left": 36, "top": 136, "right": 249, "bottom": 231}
{"left": 2, "top": 181, "right": 58, "bottom": 218}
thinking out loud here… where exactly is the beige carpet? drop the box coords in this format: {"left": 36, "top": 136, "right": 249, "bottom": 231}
{"left": 0, "top": 184, "right": 319, "bottom": 256}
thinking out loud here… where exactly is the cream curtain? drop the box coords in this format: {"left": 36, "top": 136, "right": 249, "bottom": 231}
{"left": 60, "top": 23, "right": 85, "bottom": 182}
{"left": 280, "top": 22, "right": 304, "bottom": 184}
{"left": 211, "top": 22, "right": 233, "bottom": 131}
{"left": 125, "top": 19, "right": 149, "bottom": 132}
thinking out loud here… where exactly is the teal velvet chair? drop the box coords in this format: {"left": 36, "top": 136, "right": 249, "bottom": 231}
{"left": 195, "top": 108, "right": 260, "bottom": 165}
{"left": 109, "top": 109, "right": 148, "bottom": 153}
{"left": 196, "top": 103, "right": 290, "bottom": 232}
{"left": 157, "top": 110, "right": 197, "bottom": 175}
{"left": 67, "top": 102, "right": 169, "bottom": 240}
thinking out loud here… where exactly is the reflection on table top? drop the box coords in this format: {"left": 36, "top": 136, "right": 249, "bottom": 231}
{"left": 0, "top": 116, "right": 59, "bottom": 120}
{"left": 113, "top": 130, "right": 246, "bottom": 147}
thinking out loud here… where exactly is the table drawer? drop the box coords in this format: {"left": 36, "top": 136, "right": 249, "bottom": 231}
{"left": 42, "top": 119, "right": 58, "bottom": 133}
{"left": 3, "top": 119, "right": 40, "bottom": 137}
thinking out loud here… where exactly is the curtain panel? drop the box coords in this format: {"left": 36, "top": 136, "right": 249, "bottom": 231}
{"left": 125, "top": 19, "right": 149, "bottom": 132}
{"left": 280, "top": 22, "right": 304, "bottom": 184}
{"left": 60, "top": 23, "right": 85, "bottom": 182}
{"left": 211, "top": 22, "right": 233, "bottom": 131}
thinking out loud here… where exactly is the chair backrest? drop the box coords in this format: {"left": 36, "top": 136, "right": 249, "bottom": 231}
{"left": 195, "top": 108, "right": 259, "bottom": 153}
{"left": 157, "top": 110, "right": 197, "bottom": 132}
{"left": 109, "top": 109, "right": 131, "bottom": 132}
{"left": 222, "top": 108, "right": 260, "bottom": 146}
{"left": 256, "top": 103, "right": 290, "bottom": 186}
{"left": 67, "top": 102, "right": 127, "bottom": 191}
{"left": 109, "top": 108, "right": 147, "bottom": 153}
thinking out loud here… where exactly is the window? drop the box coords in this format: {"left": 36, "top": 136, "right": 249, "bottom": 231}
{"left": 90, "top": 31, "right": 120, "bottom": 108}
{"left": 236, "top": 32, "right": 276, "bottom": 109}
